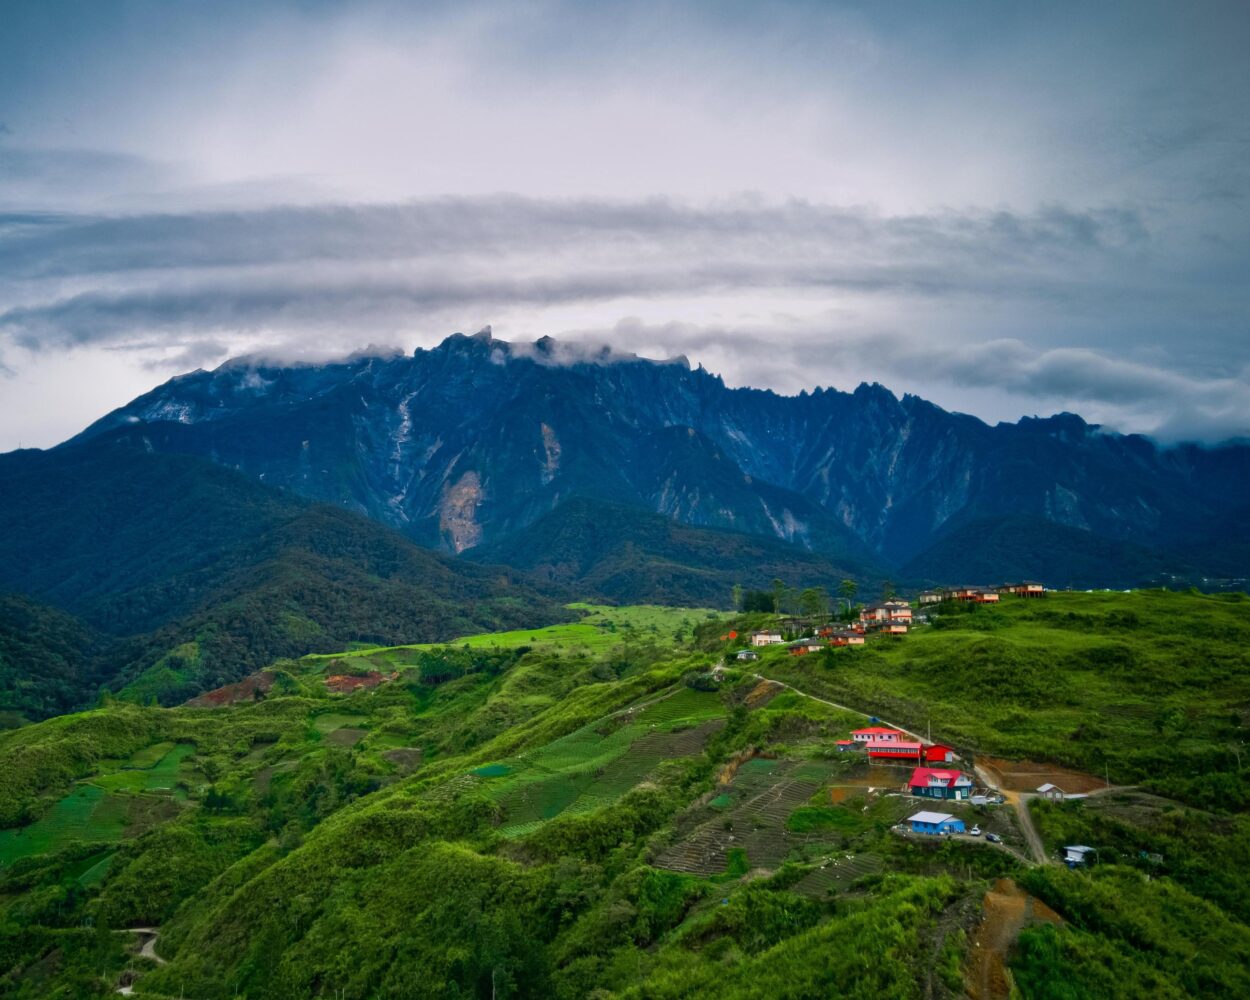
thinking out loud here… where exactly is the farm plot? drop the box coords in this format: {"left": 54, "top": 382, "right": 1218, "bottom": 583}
{"left": 476, "top": 688, "right": 726, "bottom": 835}
{"left": 312, "top": 713, "right": 369, "bottom": 735}
{"left": 91, "top": 743, "right": 197, "bottom": 794}
{"left": 655, "top": 757, "right": 849, "bottom": 878}
{"left": 790, "top": 854, "right": 885, "bottom": 898}
{"left": 0, "top": 786, "right": 134, "bottom": 865}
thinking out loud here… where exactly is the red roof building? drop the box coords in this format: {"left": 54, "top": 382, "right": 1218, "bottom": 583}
{"left": 923, "top": 743, "right": 957, "bottom": 763}
{"left": 852, "top": 726, "right": 905, "bottom": 743}
{"left": 867, "top": 740, "right": 924, "bottom": 760}
{"left": 908, "top": 767, "right": 973, "bottom": 800}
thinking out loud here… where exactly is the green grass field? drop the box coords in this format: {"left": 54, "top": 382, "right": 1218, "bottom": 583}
{"left": 303, "top": 604, "right": 722, "bottom": 670}
{"left": 90, "top": 742, "right": 197, "bottom": 793}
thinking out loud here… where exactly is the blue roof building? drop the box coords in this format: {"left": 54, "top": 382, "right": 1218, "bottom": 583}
{"left": 907, "top": 811, "right": 965, "bottom": 835}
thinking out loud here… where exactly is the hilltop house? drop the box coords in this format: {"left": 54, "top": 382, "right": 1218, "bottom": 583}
{"left": 1064, "top": 845, "right": 1097, "bottom": 867}
{"left": 918, "top": 590, "right": 943, "bottom": 605}
{"left": 853, "top": 726, "right": 905, "bottom": 743}
{"left": 787, "top": 639, "right": 825, "bottom": 656}
{"left": 908, "top": 811, "right": 965, "bottom": 835}
{"left": 1002, "top": 581, "right": 1046, "bottom": 597}
{"left": 868, "top": 740, "right": 924, "bottom": 761}
{"left": 951, "top": 587, "right": 1000, "bottom": 604}
{"left": 908, "top": 767, "right": 973, "bottom": 800}
{"left": 750, "top": 629, "right": 783, "bottom": 647}
{"left": 735, "top": 649, "right": 759, "bottom": 663}
{"left": 880, "top": 622, "right": 908, "bottom": 636}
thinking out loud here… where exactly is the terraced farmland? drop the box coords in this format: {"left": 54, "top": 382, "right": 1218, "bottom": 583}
{"left": 472, "top": 687, "right": 727, "bottom": 835}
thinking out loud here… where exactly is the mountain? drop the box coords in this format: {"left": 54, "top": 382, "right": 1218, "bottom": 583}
{"left": 71, "top": 330, "right": 1250, "bottom": 585}
{"left": 0, "top": 432, "right": 569, "bottom": 714}
{"left": 900, "top": 515, "right": 1182, "bottom": 590}
{"left": 466, "top": 496, "right": 881, "bottom": 607}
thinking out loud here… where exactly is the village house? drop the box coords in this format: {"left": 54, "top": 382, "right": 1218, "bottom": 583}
{"left": 1037, "top": 783, "right": 1065, "bottom": 802}
{"left": 735, "top": 649, "right": 759, "bottom": 663}
{"left": 859, "top": 600, "right": 913, "bottom": 626}
{"left": 879, "top": 622, "right": 908, "bottom": 636}
{"left": 852, "top": 726, "right": 905, "bottom": 743}
{"left": 1063, "top": 845, "right": 1097, "bottom": 867}
{"left": 908, "top": 767, "right": 973, "bottom": 800}
{"left": 923, "top": 743, "right": 957, "bottom": 764}
{"left": 917, "top": 590, "right": 943, "bottom": 605}
{"left": 868, "top": 740, "right": 924, "bottom": 760}
{"left": 827, "top": 630, "right": 866, "bottom": 647}
{"left": 1002, "top": 581, "right": 1047, "bottom": 597}
{"left": 750, "top": 629, "right": 783, "bottom": 647}
{"left": 947, "top": 586, "right": 1001, "bottom": 603}
{"left": 908, "top": 811, "right": 965, "bottom": 836}
{"left": 835, "top": 739, "right": 861, "bottom": 752}
{"left": 787, "top": 638, "right": 825, "bottom": 656}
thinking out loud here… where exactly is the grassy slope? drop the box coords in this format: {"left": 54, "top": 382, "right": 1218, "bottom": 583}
{"left": 0, "top": 593, "right": 1246, "bottom": 999}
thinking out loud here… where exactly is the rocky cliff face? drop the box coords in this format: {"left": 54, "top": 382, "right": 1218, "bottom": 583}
{"left": 74, "top": 330, "right": 1249, "bottom": 570}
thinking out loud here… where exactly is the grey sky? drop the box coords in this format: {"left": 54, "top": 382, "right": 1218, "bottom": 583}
{"left": 0, "top": 0, "right": 1247, "bottom": 449}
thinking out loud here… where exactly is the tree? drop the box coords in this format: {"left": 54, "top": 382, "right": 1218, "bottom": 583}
{"left": 838, "top": 579, "right": 858, "bottom": 611}
{"left": 799, "top": 587, "right": 828, "bottom": 619}
{"left": 742, "top": 590, "right": 776, "bottom": 613}
{"left": 732, "top": 583, "right": 744, "bottom": 611}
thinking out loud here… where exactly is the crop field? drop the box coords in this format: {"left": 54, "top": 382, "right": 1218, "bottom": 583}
{"left": 0, "top": 785, "right": 130, "bottom": 864}
{"left": 312, "top": 712, "right": 369, "bottom": 734}
{"left": 91, "top": 742, "right": 197, "bottom": 793}
{"left": 470, "top": 686, "right": 727, "bottom": 835}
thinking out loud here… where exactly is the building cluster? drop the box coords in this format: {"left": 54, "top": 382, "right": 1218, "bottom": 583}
{"left": 742, "top": 581, "right": 1047, "bottom": 658}
{"left": 918, "top": 581, "right": 1045, "bottom": 604}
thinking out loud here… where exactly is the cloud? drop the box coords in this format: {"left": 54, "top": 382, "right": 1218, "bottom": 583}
{"left": 0, "top": 193, "right": 1245, "bottom": 441}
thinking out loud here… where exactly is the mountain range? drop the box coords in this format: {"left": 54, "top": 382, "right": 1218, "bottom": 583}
{"left": 73, "top": 329, "right": 1250, "bottom": 585}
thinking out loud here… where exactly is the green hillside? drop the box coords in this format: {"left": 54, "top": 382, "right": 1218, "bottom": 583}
{"left": 0, "top": 436, "right": 570, "bottom": 716}
{"left": 0, "top": 592, "right": 1246, "bottom": 999}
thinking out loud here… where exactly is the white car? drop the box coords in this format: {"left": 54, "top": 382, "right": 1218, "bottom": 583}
{"left": 969, "top": 825, "right": 982, "bottom": 837}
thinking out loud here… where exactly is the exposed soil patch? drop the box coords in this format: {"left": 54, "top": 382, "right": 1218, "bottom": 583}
{"left": 743, "top": 679, "right": 785, "bottom": 709}
{"left": 185, "top": 671, "right": 274, "bottom": 707}
{"left": 979, "top": 756, "right": 1107, "bottom": 794}
{"left": 966, "top": 878, "right": 1062, "bottom": 1000}
{"left": 325, "top": 671, "right": 393, "bottom": 694}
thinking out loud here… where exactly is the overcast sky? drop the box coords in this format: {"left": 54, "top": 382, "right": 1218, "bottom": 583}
{"left": 1, "top": 0, "right": 1248, "bottom": 449}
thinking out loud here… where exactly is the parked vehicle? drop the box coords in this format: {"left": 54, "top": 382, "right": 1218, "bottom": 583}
{"left": 986, "top": 833, "right": 1002, "bottom": 843}
{"left": 969, "top": 825, "right": 982, "bottom": 836}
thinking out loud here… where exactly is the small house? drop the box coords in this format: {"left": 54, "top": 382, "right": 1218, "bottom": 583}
{"left": 867, "top": 740, "right": 923, "bottom": 760}
{"left": 1037, "top": 782, "right": 1065, "bottom": 802}
{"left": 1002, "top": 581, "right": 1046, "bottom": 597}
{"left": 735, "top": 649, "right": 759, "bottom": 663}
{"left": 908, "top": 767, "right": 973, "bottom": 800}
{"left": 828, "top": 630, "right": 866, "bottom": 647}
{"left": 835, "top": 739, "right": 861, "bottom": 753}
{"left": 1063, "top": 845, "right": 1097, "bottom": 867}
{"left": 750, "top": 630, "right": 783, "bottom": 647}
{"left": 918, "top": 590, "right": 943, "bottom": 605}
{"left": 787, "top": 639, "right": 825, "bottom": 656}
{"left": 853, "top": 726, "right": 905, "bottom": 743}
{"left": 880, "top": 622, "right": 908, "bottom": 636}
{"left": 908, "top": 811, "right": 965, "bottom": 836}
{"left": 923, "top": 743, "right": 957, "bottom": 763}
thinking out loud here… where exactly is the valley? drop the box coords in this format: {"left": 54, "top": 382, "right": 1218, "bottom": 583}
{"left": 0, "top": 589, "right": 1246, "bottom": 998}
